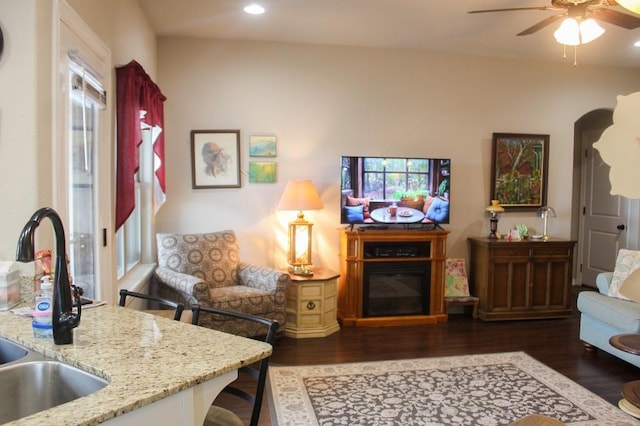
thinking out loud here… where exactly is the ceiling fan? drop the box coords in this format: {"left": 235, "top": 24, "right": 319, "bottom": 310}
{"left": 468, "top": 0, "right": 640, "bottom": 37}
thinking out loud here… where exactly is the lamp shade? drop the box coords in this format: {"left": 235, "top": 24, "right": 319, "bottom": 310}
{"left": 617, "top": 0, "right": 640, "bottom": 14}
{"left": 278, "top": 179, "right": 322, "bottom": 276}
{"left": 277, "top": 180, "right": 323, "bottom": 211}
{"left": 485, "top": 200, "right": 504, "bottom": 214}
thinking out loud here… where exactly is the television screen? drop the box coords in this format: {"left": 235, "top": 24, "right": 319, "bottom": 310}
{"left": 340, "top": 156, "right": 450, "bottom": 225}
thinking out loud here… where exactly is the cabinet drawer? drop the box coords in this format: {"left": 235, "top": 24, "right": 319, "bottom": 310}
{"left": 491, "top": 247, "right": 530, "bottom": 257}
{"left": 301, "top": 313, "right": 322, "bottom": 327}
{"left": 299, "top": 299, "right": 322, "bottom": 312}
{"left": 324, "top": 281, "right": 337, "bottom": 297}
{"left": 532, "top": 246, "right": 571, "bottom": 257}
{"left": 300, "top": 284, "right": 323, "bottom": 298}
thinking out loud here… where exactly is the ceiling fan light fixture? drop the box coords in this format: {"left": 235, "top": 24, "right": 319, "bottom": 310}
{"left": 617, "top": 0, "right": 640, "bottom": 15}
{"left": 579, "top": 18, "right": 605, "bottom": 44}
{"left": 554, "top": 18, "right": 580, "bottom": 45}
{"left": 554, "top": 17, "right": 605, "bottom": 46}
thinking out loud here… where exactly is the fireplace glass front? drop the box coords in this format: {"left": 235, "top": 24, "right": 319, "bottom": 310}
{"left": 363, "top": 261, "right": 430, "bottom": 317}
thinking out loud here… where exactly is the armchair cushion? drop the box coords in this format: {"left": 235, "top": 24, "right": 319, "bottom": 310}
{"left": 609, "top": 249, "right": 640, "bottom": 300}
{"left": 157, "top": 231, "right": 239, "bottom": 287}
{"left": 595, "top": 272, "right": 613, "bottom": 294}
{"left": 444, "top": 258, "right": 470, "bottom": 297}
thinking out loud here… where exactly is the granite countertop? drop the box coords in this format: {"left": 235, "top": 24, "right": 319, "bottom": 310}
{"left": 0, "top": 303, "right": 272, "bottom": 425}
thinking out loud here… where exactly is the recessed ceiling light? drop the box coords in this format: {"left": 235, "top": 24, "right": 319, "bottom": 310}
{"left": 634, "top": 40, "right": 640, "bottom": 47}
{"left": 244, "top": 4, "right": 265, "bottom": 15}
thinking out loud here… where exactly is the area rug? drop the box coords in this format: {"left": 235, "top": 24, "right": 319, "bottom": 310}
{"left": 267, "top": 352, "right": 639, "bottom": 425}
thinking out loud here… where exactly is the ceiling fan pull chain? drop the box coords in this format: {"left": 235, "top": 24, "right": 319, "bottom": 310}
{"left": 573, "top": 45, "right": 578, "bottom": 67}
{"left": 562, "top": 44, "right": 567, "bottom": 59}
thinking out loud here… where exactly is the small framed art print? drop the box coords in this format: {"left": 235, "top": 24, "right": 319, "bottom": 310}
{"left": 191, "top": 130, "right": 241, "bottom": 189}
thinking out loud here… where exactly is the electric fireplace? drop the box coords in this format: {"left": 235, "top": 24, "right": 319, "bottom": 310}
{"left": 363, "top": 260, "right": 431, "bottom": 317}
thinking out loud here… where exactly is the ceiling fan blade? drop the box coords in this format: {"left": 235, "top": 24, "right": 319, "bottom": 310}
{"left": 468, "top": 7, "right": 560, "bottom": 14}
{"left": 517, "top": 13, "right": 566, "bottom": 35}
{"left": 590, "top": 8, "right": 640, "bottom": 29}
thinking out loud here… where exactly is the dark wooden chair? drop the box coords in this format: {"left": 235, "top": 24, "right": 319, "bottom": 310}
{"left": 191, "top": 304, "right": 279, "bottom": 426}
{"left": 118, "top": 289, "right": 185, "bottom": 321}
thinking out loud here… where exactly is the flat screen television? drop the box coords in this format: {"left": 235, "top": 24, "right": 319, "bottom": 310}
{"left": 340, "top": 156, "right": 450, "bottom": 226}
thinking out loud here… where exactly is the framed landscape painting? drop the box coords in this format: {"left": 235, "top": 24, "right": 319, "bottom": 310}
{"left": 249, "top": 135, "right": 277, "bottom": 157}
{"left": 249, "top": 161, "right": 277, "bottom": 183}
{"left": 490, "top": 132, "right": 549, "bottom": 210}
{"left": 191, "top": 130, "right": 241, "bottom": 189}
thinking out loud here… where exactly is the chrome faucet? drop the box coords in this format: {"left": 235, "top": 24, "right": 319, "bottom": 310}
{"left": 16, "top": 207, "right": 81, "bottom": 345}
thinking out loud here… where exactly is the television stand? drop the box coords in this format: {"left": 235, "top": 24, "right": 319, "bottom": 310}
{"left": 338, "top": 228, "right": 450, "bottom": 327}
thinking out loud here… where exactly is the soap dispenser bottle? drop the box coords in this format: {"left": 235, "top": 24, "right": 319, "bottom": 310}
{"left": 32, "top": 276, "right": 53, "bottom": 338}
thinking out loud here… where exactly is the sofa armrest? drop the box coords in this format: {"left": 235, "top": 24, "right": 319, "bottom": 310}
{"left": 238, "top": 262, "right": 291, "bottom": 293}
{"left": 596, "top": 272, "right": 614, "bottom": 295}
{"left": 154, "top": 267, "right": 211, "bottom": 306}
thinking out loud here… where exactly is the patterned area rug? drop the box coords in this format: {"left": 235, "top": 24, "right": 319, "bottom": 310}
{"left": 267, "top": 352, "right": 639, "bottom": 425}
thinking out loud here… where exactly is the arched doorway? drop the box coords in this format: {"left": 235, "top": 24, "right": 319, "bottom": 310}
{"left": 572, "top": 109, "right": 629, "bottom": 287}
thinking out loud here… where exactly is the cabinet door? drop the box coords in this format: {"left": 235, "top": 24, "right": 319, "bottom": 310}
{"left": 530, "top": 257, "right": 571, "bottom": 309}
{"left": 491, "top": 248, "right": 529, "bottom": 312}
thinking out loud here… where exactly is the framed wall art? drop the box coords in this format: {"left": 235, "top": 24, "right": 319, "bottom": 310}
{"left": 249, "top": 135, "right": 277, "bottom": 157}
{"left": 490, "top": 132, "right": 549, "bottom": 210}
{"left": 249, "top": 161, "right": 277, "bottom": 183}
{"left": 191, "top": 129, "right": 241, "bottom": 189}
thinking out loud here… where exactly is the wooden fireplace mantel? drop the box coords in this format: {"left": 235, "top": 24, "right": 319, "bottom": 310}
{"left": 338, "top": 228, "right": 449, "bottom": 327}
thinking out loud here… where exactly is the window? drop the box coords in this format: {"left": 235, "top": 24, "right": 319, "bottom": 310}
{"left": 67, "top": 60, "right": 106, "bottom": 299}
{"left": 341, "top": 157, "right": 352, "bottom": 190}
{"left": 115, "top": 125, "right": 152, "bottom": 281}
{"left": 57, "top": 1, "right": 114, "bottom": 302}
{"left": 362, "top": 158, "right": 431, "bottom": 200}
{"left": 115, "top": 174, "right": 141, "bottom": 280}
{"left": 114, "top": 62, "right": 166, "bottom": 292}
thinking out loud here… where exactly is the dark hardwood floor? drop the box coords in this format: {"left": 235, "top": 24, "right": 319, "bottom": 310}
{"left": 217, "top": 287, "right": 640, "bottom": 425}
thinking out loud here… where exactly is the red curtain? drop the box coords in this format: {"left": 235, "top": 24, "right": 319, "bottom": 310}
{"left": 115, "top": 60, "right": 166, "bottom": 230}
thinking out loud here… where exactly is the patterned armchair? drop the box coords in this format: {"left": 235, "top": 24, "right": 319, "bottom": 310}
{"left": 154, "top": 230, "right": 290, "bottom": 337}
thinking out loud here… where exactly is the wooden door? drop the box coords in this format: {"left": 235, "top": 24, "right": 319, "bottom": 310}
{"left": 577, "top": 110, "right": 625, "bottom": 286}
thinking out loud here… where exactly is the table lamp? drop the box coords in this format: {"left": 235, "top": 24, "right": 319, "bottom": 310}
{"left": 277, "top": 179, "right": 323, "bottom": 275}
{"left": 486, "top": 200, "right": 505, "bottom": 239}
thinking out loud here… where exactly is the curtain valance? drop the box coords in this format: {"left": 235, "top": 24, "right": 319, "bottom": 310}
{"left": 115, "top": 60, "right": 166, "bottom": 230}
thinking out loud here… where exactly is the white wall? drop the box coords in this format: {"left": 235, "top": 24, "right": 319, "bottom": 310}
{"left": 156, "top": 38, "right": 640, "bottom": 272}
{"left": 0, "top": 0, "right": 53, "bottom": 264}
{"left": 0, "top": 0, "right": 155, "bottom": 272}
{"left": 67, "top": 0, "right": 157, "bottom": 75}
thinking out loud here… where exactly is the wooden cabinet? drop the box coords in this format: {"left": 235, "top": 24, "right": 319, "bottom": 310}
{"left": 285, "top": 269, "right": 340, "bottom": 338}
{"left": 468, "top": 238, "right": 576, "bottom": 321}
{"left": 338, "top": 229, "right": 449, "bottom": 327}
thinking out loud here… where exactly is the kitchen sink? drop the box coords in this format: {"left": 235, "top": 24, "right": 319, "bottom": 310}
{"left": 0, "top": 337, "right": 28, "bottom": 365}
{"left": 0, "top": 341, "right": 109, "bottom": 424}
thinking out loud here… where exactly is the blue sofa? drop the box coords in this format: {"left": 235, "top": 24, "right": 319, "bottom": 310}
{"left": 577, "top": 272, "right": 640, "bottom": 368}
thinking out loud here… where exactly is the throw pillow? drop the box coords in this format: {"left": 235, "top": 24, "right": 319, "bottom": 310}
{"left": 344, "top": 204, "right": 364, "bottom": 222}
{"left": 426, "top": 196, "right": 450, "bottom": 223}
{"left": 422, "top": 195, "right": 435, "bottom": 215}
{"left": 346, "top": 196, "right": 371, "bottom": 219}
{"left": 608, "top": 249, "right": 640, "bottom": 300}
{"left": 620, "top": 268, "right": 640, "bottom": 303}
{"left": 444, "top": 258, "right": 470, "bottom": 297}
